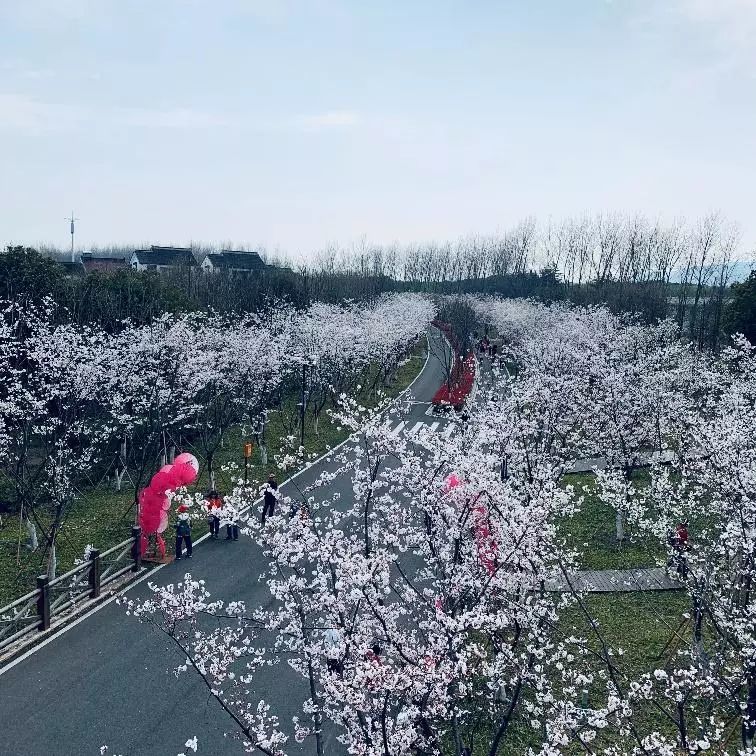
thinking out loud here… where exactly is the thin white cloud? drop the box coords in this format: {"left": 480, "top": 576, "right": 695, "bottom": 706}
{"left": 118, "top": 106, "right": 237, "bottom": 129}
{"left": 0, "top": 59, "right": 57, "bottom": 80}
{"left": 0, "top": 93, "right": 84, "bottom": 132}
{"left": 295, "top": 110, "right": 362, "bottom": 131}
{"left": 667, "top": 0, "right": 756, "bottom": 68}
{"left": 0, "top": 93, "right": 243, "bottom": 134}
{"left": 0, "top": 94, "right": 369, "bottom": 135}
{"left": 0, "top": 0, "right": 102, "bottom": 26}
{"left": 675, "top": 0, "right": 756, "bottom": 34}
{"left": 628, "top": 0, "right": 756, "bottom": 84}
{"left": 232, "top": 0, "right": 293, "bottom": 24}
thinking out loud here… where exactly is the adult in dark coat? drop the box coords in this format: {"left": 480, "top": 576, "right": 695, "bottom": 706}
{"left": 262, "top": 473, "right": 278, "bottom": 523}
{"left": 175, "top": 505, "right": 193, "bottom": 559}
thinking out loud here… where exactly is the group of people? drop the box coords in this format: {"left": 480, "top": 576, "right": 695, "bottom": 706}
{"left": 323, "top": 627, "right": 383, "bottom": 677}
{"left": 174, "top": 473, "right": 280, "bottom": 559}
{"left": 206, "top": 489, "right": 239, "bottom": 541}
{"left": 478, "top": 335, "right": 498, "bottom": 358}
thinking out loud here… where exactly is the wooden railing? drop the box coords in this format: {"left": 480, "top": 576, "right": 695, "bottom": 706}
{"left": 0, "top": 526, "right": 143, "bottom": 654}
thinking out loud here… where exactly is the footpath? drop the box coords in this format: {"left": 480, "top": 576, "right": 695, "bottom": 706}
{"left": 547, "top": 567, "right": 679, "bottom": 593}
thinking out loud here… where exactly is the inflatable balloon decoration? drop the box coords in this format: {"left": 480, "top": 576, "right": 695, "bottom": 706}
{"left": 138, "top": 453, "right": 199, "bottom": 559}
{"left": 442, "top": 472, "right": 499, "bottom": 576}
{"left": 471, "top": 501, "right": 498, "bottom": 576}
{"left": 443, "top": 473, "right": 461, "bottom": 493}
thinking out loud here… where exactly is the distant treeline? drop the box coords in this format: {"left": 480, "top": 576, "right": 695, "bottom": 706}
{"left": 301, "top": 213, "right": 749, "bottom": 351}
{"left": 4, "top": 212, "right": 753, "bottom": 348}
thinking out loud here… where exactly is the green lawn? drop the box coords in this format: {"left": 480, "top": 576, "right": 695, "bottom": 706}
{"left": 551, "top": 591, "right": 690, "bottom": 752}
{"left": 0, "top": 488, "right": 134, "bottom": 609}
{"left": 556, "top": 472, "right": 665, "bottom": 570}
{"left": 0, "top": 341, "right": 427, "bottom": 606}
{"left": 457, "top": 592, "right": 690, "bottom": 756}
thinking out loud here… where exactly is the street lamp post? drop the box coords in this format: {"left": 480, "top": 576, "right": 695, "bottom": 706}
{"left": 243, "top": 442, "right": 253, "bottom": 484}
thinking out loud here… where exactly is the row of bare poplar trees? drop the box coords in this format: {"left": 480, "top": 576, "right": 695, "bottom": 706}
{"left": 301, "top": 213, "right": 746, "bottom": 350}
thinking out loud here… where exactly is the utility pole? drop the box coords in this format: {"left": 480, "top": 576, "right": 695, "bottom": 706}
{"left": 65, "top": 212, "right": 78, "bottom": 262}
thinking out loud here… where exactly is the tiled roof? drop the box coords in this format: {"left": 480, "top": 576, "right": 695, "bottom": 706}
{"left": 206, "top": 250, "right": 266, "bottom": 271}
{"left": 81, "top": 254, "right": 128, "bottom": 273}
{"left": 133, "top": 246, "right": 196, "bottom": 266}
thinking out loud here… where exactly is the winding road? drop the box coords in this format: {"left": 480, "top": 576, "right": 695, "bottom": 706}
{"left": 0, "top": 335, "right": 450, "bottom": 756}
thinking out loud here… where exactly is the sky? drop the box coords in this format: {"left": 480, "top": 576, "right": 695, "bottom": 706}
{"left": 0, "top": 0, "right": 754, "bottom": 258}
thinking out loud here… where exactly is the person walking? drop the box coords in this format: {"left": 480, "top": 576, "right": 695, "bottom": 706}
{"left": 206, "top": 490, "right": 222, "bottom": 539}
{"left": 174, "top": 504, "right": 193, "bottom": 560}
{"left": 324, "top": 627, "right": 343, "bottom": 675}
{"left": 667, "top": 521, "right": 689, "bottom": 578}
{"left": 289, "top": 498, "right": 311, "bottom": 521}
{"left": 261, "top": 473, "right": 278, "bottom": 524}
{"left": 224, "top": 501, "right": 239, "bottom": 541}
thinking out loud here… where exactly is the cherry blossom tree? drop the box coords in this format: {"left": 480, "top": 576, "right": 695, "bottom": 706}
{"left": 0, "top": 299, "right": 116, "bottom": 575}
{"left": 592, "top": 335, "right": 756, "bottom": 753}
{"left": 111, "top": 293, "right": 756, "bottom": 754}
{"left": 129, "top": 353, "right": 587, "bottom": 756}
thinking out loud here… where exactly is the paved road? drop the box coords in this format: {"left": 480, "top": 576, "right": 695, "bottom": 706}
{"left": 0, "top": 337, "right": 450, "bottom": 756}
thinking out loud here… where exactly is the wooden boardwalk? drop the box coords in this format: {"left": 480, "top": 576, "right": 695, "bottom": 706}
{"left": 546, "top": 567, "right": 681, "bottom": 593}
{"left": 565, "top": 451, "right": 677, "bottom": 475}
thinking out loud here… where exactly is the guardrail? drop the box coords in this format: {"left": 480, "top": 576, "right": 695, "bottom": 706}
{"left": 0, "top": 525, "right": 143, "bottom": 654}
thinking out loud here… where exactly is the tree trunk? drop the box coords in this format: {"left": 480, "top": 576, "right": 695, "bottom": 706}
{"left": 47, "top": 542, "right": 57, "bottom": 580}
{"left": 26, "top": 518, "right": 38, "bottom": 551}
{"left": 208, "top": 451, "right": 215, "bottom": 490}
{"left": 615, "top": 510, "right": 625, "bottom": 543}
{"left": 116, "top": 437, "right": 127, "bottom": 491}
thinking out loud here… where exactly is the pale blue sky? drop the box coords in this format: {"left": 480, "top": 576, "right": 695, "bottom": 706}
{"left": 1, "top": 0, "right": 754, "bottom": 257}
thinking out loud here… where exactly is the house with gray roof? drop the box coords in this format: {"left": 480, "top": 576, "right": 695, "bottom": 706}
{"left": 130, "top": 246, "right": 197, "bottom": 273}
{"left": 200, "top": 249, "right": 267, "bottom": 276}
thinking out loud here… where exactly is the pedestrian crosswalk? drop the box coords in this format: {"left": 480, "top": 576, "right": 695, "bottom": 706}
{"left": 384, "top": 416, "right": 459, "bottom": 441}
